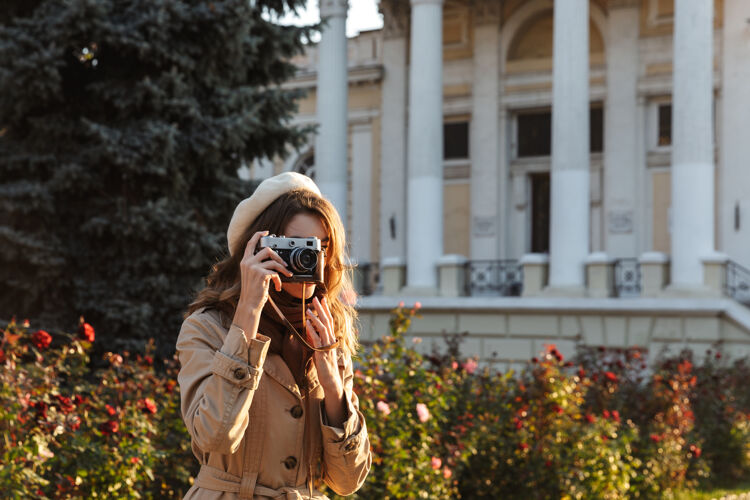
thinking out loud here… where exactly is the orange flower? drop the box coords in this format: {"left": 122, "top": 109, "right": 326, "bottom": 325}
{"left": 78, "top": 321, "right": 95, "bottom": 342}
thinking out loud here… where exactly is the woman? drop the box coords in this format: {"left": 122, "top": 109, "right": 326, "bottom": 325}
{"left": 176, "top": 172, "right": 371, "bottom": 499}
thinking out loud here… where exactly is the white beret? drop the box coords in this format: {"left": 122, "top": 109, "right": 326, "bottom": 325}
{"left": 227, "top": 171, "right": 322, "bottom": 256}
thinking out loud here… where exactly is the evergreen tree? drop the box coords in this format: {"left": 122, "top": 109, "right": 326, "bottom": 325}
{"left": 0, "top": 0, "right": 314, "bottom": 353}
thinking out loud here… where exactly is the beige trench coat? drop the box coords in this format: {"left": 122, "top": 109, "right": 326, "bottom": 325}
{"left": 176, "top": 308, "right": 371, "bottom": 499}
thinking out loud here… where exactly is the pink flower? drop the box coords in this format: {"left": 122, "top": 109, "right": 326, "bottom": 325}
{"left": 110, "top": 354, "right": 123, "bottom": 366}
{"left": 443, "top": 467, "right": 452, "bottom": 479}
{"left": 376, "top": 401, "right": 391, "bottom": 416}
{"left": 463, "top": 358, "right": 478, "bottom": 374}
{"left": 398, "top": 301, "right": 405, "bottom": 308}
{"left": 414, "top": 301, "right": 422, "bottom": 310}
{"left": 431, "top": 456, "right": 442, "bottom": 470}
{"left": 416, "top": 403, "right": 430, "bottom": 422}
{"left": 451, "top": 361, "right": 458, "bottom": 370}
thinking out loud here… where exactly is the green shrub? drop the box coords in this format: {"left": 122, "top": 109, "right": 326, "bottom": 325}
{"left": 3, "top": 308, "right": 750, "bottom": 499}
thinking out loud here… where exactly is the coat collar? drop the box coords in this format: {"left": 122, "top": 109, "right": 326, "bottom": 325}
{"left": 262, "top": 353, "right": 320, "bottom": 399}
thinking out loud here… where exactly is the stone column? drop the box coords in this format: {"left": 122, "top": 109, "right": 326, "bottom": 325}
{"left": 406, "top": 0, "right": 444, "bottom": 291}
{"left": 719, "top": 0, "right": 750, "bottom": 269}
{"left": 315, "top": 0, "right": 349, "bottom": 223}
{"left": 604, "top": 0, "right": 640, "bottom": 258}
{"left": 670, "top": 0, "right": 715, "bottom": 288}
{"left": 350, "top": 123, "right": 373, "bottom": 262}
{"left": 548, "top": 0, "right": 590, "bottom": 291}
{"left": 378, "top": 0, "right": 409, "bottom": 286}
{"left": 470, "top": 1, "right": 501, "bottom": 260}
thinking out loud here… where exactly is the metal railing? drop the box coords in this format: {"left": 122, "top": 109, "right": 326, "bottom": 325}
{"left": 614, "top": 258, "right": 641, "bottom": 297}
{"left": 726, "top": 260, "right": 750, "bottom": 306}
{"left": 465, "top": 260, "right": 523, "bottom": 297}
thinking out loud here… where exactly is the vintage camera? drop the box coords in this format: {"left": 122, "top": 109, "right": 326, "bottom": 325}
{"left": 258, "top": 235, "right": 325, "bottom": 284}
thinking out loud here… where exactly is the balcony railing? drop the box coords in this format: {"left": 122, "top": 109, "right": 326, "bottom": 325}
{"left": 614, "top": 258, "right": 641, "bottom": 298}
{"left": 726, "top": 260, "right": 750, "bottom": 306}
{"left": 465, "top": 260, "right": 523, "bottom": 297}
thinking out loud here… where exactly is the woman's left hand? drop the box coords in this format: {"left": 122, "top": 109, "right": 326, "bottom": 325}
{"left": 306, "top": 296, "right": 348, "bottom": 426}
{"left": 305, "top": 296, "right": 343, "bottom": 395}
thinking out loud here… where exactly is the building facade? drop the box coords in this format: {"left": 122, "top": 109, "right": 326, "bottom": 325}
{"left": 245, "top": 0, "right": 750, "bottom": 370}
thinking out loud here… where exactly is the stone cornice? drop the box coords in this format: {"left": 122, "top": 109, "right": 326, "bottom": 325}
{"left": 319, "top": 0, "right": 347, "bottom": 18}
{"left": 378, "top": 0, "right": 410, "bottom": 39}
{"left": 473, "top": 0, "right": 502, "bottom": 25}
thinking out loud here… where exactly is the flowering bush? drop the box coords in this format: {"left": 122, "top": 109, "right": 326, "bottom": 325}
{"left": 0, "top": 317, "right": 192, "bottom": 498}
{"left": 4, "top": 308, "right": 750, "bottom": 499}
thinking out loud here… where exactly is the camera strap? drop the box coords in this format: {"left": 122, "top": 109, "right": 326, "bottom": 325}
{"left": 266, "top": 284, "right": 340, "bottom": 352}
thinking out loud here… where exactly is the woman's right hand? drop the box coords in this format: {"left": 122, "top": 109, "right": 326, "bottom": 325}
{"left": 233, "top": 230, "right": 292, "bottom": 338}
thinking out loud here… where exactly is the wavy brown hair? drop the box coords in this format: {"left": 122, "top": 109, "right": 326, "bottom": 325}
{"left": 186, "top": 189, "right": 359, "bottom": 356}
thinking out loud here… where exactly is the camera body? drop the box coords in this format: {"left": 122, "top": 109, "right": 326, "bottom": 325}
{"left": 258, "top": 235, "right": 325, "bottom": 284}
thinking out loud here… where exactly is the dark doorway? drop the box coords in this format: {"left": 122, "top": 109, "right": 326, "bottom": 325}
{"left": 530, "top": 173, "right": 550, "bottom": 253}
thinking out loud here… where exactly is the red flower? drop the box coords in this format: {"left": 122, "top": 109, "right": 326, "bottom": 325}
{"left": 144, "top": 355, "right": 153, "bottom": 365}
{"left": 716, "top": 352, "right": 722, "bottom": 359}
{"left": 0, "top": 349, "right": 5, "bottom": 363}
{"left": 130, "top": 456, "right": 140, "bottom": 464}
{"left": 553, "top": 405, "right": 564, "bottom": 415}
{"left": 31, "top": 401, "right": 48, "bottom": 421}
{"left": 604, "top": 371, "right": 618, "bottom": 383}
{"left": 602, "top": 409, "right": 611, "bottom": 419}
{"left": 585, "top": 414, "right": 596, "bottom": 424}
{"left": 68, "top": 416, "right": 81, "bottom": 431}
{"left": 611, "top": 410, "right": 621, "bottom": 423}
{"left": 519, "top": 442, "right": 529, "bottom": 451}
{"left": 32, "top": 330, "right": 52, "bottom": 350}
{"left": 165, "top": 380, "right": 177, "bottom": 393}
{"left": 99, "top": 420, "right": 119, "bottom": 435}
{"left": 689, "top": 444, "right": 702, "bottom": 458}
{"left": 578, "top": 367, "right": 585, "bottom": 378}
{"left": 78, "top": 322, "right": 95, "bottom": 342}
{"left": 105, "top": 404, "right": 116, "bottom": 416}
{"left": 73, "top": 395, "right": 87, "bottom": 406}
{"left": 650, "top": 434, "right": 662, "bottom": 443}
{"left": 139, "top": 398, "right": 157, "bottom": 415}
{"left": 56, "top": 395, "right": 74, "bottom": 414}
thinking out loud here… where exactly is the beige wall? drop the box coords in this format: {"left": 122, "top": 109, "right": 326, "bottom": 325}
{"left": 444, "top": 182, "right": 470, "bottom": 257}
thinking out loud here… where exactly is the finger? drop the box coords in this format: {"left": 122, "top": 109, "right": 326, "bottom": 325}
{"left": 313, "top": 297, "right": 334, "bottom": 332}
{"left": 305, "top": 320, "right": 321, "bottom": 348}
{"left": 253, "top": 247, "right": 288, "bottom": 268}
{"left": 258, "top": 259, "right": 293, "bottom": 277}
{"left": 307, "top": 308, "right": 332, "bottom": 345}
{"left": 320, "top": 297, "right": 335, "bottom": 327}
{"left": 261, "top": 270, "right": 282, "bottom": 292}
{"left": 244, "top": 231, "right": 269, "bottom": 259}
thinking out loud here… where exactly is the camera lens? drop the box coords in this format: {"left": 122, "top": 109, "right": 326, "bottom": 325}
{"left": 290, "top": 248, "right": 318, "bottom": 273}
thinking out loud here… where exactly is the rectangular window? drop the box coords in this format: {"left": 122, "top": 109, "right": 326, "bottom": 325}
{"left": 516, "top": 105, "right": 604, "bottom": 157}
{"left": 658, "top": 104, "right": 672, "bottom": 146}
{"left": 590, "top": 107, "right": 604, "bottom": 153}
{"left": 444, "top": 122, "right": 469, "bottom": 160}
{"left": 517, "top": 111, "right": 551, "bottom": 157}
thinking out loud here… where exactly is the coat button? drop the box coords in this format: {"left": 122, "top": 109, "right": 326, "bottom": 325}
{"left": 283, "top": 456, "right": 298, "bottom": 469}
{"left": 290, "top": 405, "right": 303, "bottom": 419}
{"left": 233, "top": 368, "right": 246, "bottom": 380}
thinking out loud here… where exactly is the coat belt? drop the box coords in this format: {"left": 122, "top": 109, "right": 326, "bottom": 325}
{"left": 194, "top": 465, "right": 324, "bottom": 500}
